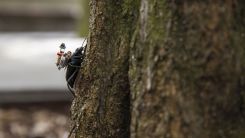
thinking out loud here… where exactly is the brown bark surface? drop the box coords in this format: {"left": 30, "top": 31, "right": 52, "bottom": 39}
{"left": 71, "top": 0, "right": 139, "bottom": 138}
{"left": 72, "top": 0, "right": 245, "bottom": 138}
{"left": 130, "top": 0, "right": 245, "bottom": 138}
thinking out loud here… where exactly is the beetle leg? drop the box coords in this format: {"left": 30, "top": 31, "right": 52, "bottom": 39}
{"left": 66, "top": 68, "right": 79, "bottom": 97}
{"left": 67, "top": 83, "right": 75, "bottom": 97}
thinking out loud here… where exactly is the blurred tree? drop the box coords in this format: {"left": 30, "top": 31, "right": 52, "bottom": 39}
{"left": 72, "top": 0, "right": 245, "bottom": 138}
{"left": 79, "top": 0, "right": 89, "bottom": 36}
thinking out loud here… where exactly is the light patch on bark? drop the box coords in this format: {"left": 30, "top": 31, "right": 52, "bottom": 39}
{"left": 140, "top": 0, "right": 148, "bottom": 42}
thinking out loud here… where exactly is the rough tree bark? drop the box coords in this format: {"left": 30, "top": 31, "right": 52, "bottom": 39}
{"left": 71, "top": 0, "right": 139, "bottom": 138}
{"left": 130, "top": 0, "right": 245, "bottom": 138}
{"left": 72, "top": 0, "right": 245, "bottom": 138}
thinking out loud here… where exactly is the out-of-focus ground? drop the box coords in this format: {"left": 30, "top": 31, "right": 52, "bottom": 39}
{"left": 0, "top": 103, "right": 70, "bottom": 138}
{"left": 0, "top": 0, "right": 86, "bottom": 137}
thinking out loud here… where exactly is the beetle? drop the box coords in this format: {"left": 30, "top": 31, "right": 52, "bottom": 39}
{"left": 66, "top": 46, "right": 86, "bottom": 96}
{"left": 56, "top": 39, "right": 87, "bottom": 97}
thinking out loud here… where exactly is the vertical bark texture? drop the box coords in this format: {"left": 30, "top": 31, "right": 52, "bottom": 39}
{"left": 71, "top": 0, "right": 139, "bottom": 138}
{"left": 130, "top": 0, "right": 245, "bottom": 138}
{"left": 73, "top": 0, "right": 245, "bottom": 138}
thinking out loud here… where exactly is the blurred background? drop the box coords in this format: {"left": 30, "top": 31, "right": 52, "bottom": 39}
{"left": 0, "top": 0, "right": 88, "bottom": 137}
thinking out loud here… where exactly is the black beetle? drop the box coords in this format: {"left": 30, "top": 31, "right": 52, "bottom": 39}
{"left": 65, "top": 45, "right": 86, "bottom": 96}
{"left": 56, "top": 39, "right": 87, "bottom": 97}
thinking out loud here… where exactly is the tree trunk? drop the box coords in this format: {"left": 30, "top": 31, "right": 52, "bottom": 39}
{"left": 130, "top": 0, "right": 245, "bottom": 138}
{"left": 71, "top": 0, "right": 139, "bottom": 138}
{"left": 72, "top": 0, "right": 245, "bottom": 138}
